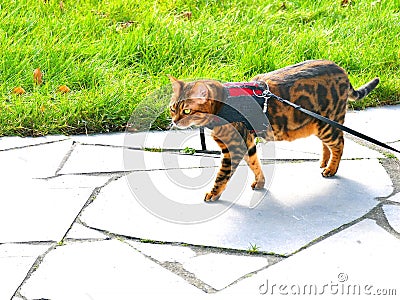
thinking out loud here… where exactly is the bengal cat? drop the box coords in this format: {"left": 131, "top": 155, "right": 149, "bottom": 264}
{"left": 169, "top": 60, "right": 379, "bottom": 201}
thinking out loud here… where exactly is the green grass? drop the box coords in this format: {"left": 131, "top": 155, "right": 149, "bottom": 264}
{"left": 0, "top": 0, "right": 399, "bottom": 136}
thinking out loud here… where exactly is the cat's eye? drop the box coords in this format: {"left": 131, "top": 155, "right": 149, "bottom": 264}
{"left": 183, "top": 109, "right": 191, "bottom": 115}
{"left": 170, "top": 107, "right": 176, "bottom": 113}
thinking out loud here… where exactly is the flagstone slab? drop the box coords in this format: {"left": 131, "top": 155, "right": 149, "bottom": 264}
{"left": 20, "top": 240, "right": 205, "bottom": 299}
{"left": 59, "top": 144, "right": 220, "bottom": 174}
{"left": 0, "top": 175, "right": 108, "bottom": 243}
{"left": 218, "top": 219, "right": 400, "bottom": 297}
{"left": 81, "top": 159, "right": 392, "bottom": 255}
{"left": 0, "top": 243, "right": 50, "bottom": 300}
{"left": 383, "top": 205, "right": 400, "bottom": 233}
{"left": 345, "top": 105, "right": 400, "bottom": 143}
{"left": 0, "top": 140, "right": 73, "bottom": 179}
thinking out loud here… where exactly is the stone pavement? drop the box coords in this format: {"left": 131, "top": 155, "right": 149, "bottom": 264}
{"left": 1, "top": 105, "right": 400, "bottom": 299}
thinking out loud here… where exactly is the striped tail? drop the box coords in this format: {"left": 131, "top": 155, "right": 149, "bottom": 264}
{"left": 349, "top": 77, "right": 380, "bottom": 101}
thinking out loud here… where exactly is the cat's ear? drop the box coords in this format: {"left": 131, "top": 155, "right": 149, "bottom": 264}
{"left": 168, "top": 75, "right": 184, "bottom": 96}
{"left": 189, "top": 82, "right": 209, "bottom": 102}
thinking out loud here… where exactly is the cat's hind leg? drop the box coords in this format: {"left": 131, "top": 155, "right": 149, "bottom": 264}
{"left": 320, "top": 142, "right": 331, "bottom": 169}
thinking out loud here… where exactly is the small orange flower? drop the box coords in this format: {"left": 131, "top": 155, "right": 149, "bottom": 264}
{"left": 57, "top": 85, "right": 71, "bottom": 93}
{"left": 12, "top": 87, "right": 26, "bottom": 95}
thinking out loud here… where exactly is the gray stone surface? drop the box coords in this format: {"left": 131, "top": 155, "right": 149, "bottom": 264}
{"left": 345, "top": 105, "right": 400, "bottom": 143}
{"left": 219, "top": 220, "right": 400, "bottom": 297}
{"left": 0, "top": 244, "right": 50, "bottom": 300}
{"left": 81, "top": 159, "right": 392, "bottom": 255}
{"left": 0, "top": 175, "right": 108, "bottom": 243}
{"left": 0, "top": 140, "right": 73, "bottom": 179}
{"left": 20, "top": 240, "right": 205, "bottom": 299}
{"left": 383, "top": 205, "right": 400, "bottom": 233}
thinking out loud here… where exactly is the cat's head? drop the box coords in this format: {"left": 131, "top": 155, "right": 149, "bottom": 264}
{"left": 168, "top": 76, "right": 224, "bottom": 129}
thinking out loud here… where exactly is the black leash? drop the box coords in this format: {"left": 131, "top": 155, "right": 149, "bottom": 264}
{"left": 258, "top": 88, "right": 400, "bottom": 154}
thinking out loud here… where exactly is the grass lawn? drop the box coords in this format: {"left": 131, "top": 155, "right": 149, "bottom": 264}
{"left": 0, "top": 0, "right": 399, "bottom": 136}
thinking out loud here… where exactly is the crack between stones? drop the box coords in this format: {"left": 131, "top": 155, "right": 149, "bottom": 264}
{"left": 0, "top": 137, "right": 70, "bottom": 152}
{"left": 366, "top": 204, "right": 400, "bottom": 239}
{"left": 12, "top": 243, "right": 57, "bottom": 300}
{"left": 54, "top": 140, "right": 77, "bottom": 175}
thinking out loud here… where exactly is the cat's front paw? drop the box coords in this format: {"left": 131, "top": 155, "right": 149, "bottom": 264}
{"left": 251, "top": 178, "right": 265, "bottom": 190}
{"left": 204, "top": 192, "right": 221, "bottom": 202}
{"left": 321, "top": 167, "right": 337, "bottom": 177}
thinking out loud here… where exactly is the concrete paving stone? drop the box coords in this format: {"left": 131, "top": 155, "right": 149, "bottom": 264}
{"left": 0, "top": 135, "right": 67, "bottom": 151}
{"left": 345, "top": 105, "right": 400, "bottom": 143}
{"left": 126, "top": 241, "right": 197, "bottom": 262}
{"left": 0, "top": 140, "right": 73, "bottom": 179}
{"left": 81, "top": 159, "right": 392, "bottom": 255}
{"left": 60, "top": 144, "right": 220, "bottom": 174}
{"left": 0, "top": 243, "right": 50, "bottom": 300}
{"left": 218, "top": 219, "right": 400, "bottom": 298}
{"left": 65, "top": 223, "right": 107, "bottom": 240}
{"left": 0, "top": 175, "right": 109, "bottom": 243}
{"left": 182, "top": 253, "right": 269, "bottom": 290}
{"left": 383, "top": 205, "right": 400, "bottom": 233}
{"left": 20, "top": 239, "right": 205, "bottom": 299}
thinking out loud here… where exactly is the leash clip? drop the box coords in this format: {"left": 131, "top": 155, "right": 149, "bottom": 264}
{"left": 253, "top": 83, "right": 272, "bottom": 113}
